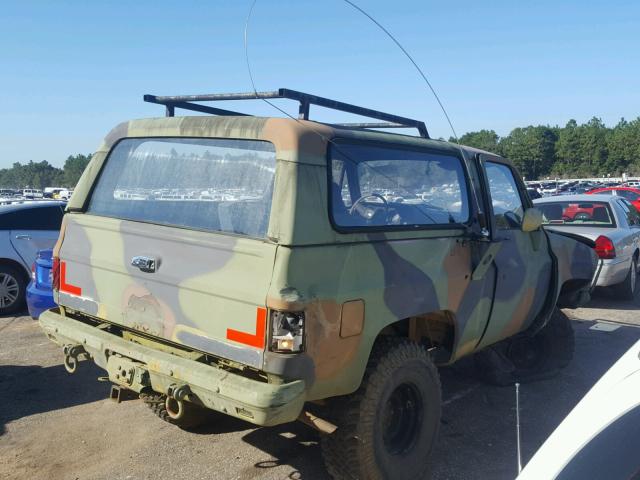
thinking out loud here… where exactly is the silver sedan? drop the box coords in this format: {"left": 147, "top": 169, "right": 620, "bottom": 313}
{"left": 534, "top": 194, "right": 640, "bottom": 299}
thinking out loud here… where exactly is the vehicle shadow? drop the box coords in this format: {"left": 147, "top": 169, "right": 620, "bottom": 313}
{"left": 241, "top": 422, "right": 329, "bottom": 479}
{"left": 0, "top": 361, "right": 109, "bottom": 436}
{"left": 431, "top": 320, "right": 640, "bottom": 479}
{"left": 186, "top": 407, "right": 329, "bottom": 478}
{"left": 584, "top": 286, "right": 640, "bottom": 311}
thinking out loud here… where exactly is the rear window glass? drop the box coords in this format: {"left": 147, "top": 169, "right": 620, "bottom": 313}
{"left": 330, "top": 143, "right": 469, "bottom": 229}
{"left": 538, "top": 201, "right": 616, "bottom": 227}
{"left": 88, "top": 138, "right": 276, "bottom": 237}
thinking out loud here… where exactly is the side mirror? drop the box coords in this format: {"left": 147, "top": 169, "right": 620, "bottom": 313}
{"left": 522, "top": 207, "right": 543, "bottom": 232}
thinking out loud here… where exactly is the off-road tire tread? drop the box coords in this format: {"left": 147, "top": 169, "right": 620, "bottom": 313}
{"left": 140, "top": 392, "right": 209, "bottom": 428}
{"left": 321, "top": 337, "right": 441, "bottom": 480}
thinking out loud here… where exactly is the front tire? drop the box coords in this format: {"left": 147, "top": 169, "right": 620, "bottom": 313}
{"left": 475, "top": 308, "right": 575, "bottom": 386}
{"left": 321, "top": 337, "right": 441, "bottom": 480}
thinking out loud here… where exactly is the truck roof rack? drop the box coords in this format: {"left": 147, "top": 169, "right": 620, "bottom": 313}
{"left": 143, "top": 88, "right": 429, "bottom": 138}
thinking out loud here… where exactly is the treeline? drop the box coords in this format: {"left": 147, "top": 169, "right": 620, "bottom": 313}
{"left": 454, "top": 117, "right": 640, "bottom": 180}
{"left": 0, "top": 154, "right": 92, "bottom": 189}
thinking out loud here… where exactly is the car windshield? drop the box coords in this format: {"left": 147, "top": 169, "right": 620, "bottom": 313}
{"left": 538, "top": 201, "right": 615, "bottom": 227}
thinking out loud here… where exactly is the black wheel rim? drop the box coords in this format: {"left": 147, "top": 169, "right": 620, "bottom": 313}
{"left": 382, "top": 382, "right": 423, "bottom": 455}
{"left": 0, "top": 272, "right": 19, "bottom": 308}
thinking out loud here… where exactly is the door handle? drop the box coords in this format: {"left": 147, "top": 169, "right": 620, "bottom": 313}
{"left": 15, "top": 234, "right": 31, "bottom": 240}
{"left": 131, "top": 256, "right": 157, "bottom": 273}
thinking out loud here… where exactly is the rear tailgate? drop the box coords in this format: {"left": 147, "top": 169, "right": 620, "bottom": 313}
{"left": 58, "top": 213, "right": 276, "bottom": 368}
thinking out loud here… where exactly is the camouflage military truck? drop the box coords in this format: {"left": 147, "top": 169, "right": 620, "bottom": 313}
{"left": 40, "top": 89, "right": 597, "bottom": 479}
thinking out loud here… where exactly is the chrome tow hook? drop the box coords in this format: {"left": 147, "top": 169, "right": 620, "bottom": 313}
{"left": 62, "top": 344, "right": 87, "bottom": 374}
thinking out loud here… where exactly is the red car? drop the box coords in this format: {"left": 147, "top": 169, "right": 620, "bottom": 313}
{"left": 562, "top": 203, "right": 597, "bottom": 221}
{"left": 586, "top": 186, "right": 640, "bottom": 211}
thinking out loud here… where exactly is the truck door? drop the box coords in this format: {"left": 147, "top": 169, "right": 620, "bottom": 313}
{"left": 8, "top": 204, "right": 64, "bottom": 270}
{"left": 476, "top": 155, "right": 552, "bottom": 348}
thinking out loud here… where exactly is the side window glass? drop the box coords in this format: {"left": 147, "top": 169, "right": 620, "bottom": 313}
{"left": 39, "top": 206, "right": 65, "bottom": 230}
{"left": 330, "top": 144, "right": 469, "bottom": 229}
{"left": 596, "top": 189, "right": 613, "bottom": 195}
{"left": 618, "top": 190, "right": 640, "bottom": 202}
{"left": 0, "top": 209, "right": 36, "bottom": 229}
{"left": 484, "top": 162, "right": 524, "bottom": 230}
{"left": 619, "top": 200, "right": 640, "bottom": 226}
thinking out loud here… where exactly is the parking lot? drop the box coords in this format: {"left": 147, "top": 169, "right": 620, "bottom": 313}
{"left": 1, "top": 290, "right": 639, "bottom": 480}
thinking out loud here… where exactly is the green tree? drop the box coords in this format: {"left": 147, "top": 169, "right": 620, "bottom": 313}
{"left": 0, "top": 160, "right": 63, "bottom": 189}
{"left": 579, "top": 117, "right": 609, "bottom": 176}
{"left": 63, "top": 153, "right": 92, "bottom": 187}
{"left": 554, "top": 119, "right": 581, "bottom": 176}
{"left": 607, "top": 117, "right": 640, "bottom": 175}
{"left": 455, "top": 130, "right": 500, "bottom": 153}
{"left": 499, "top": 126, "right": 557, "bottom": 180}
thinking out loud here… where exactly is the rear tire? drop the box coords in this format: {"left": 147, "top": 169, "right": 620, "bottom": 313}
{"left": 321, "top": 337, "right": 441, "bottom": 480}
{"left": 613, "top": 257, "right": 637, "bottom": 300}
{"left": 0, "top": 264, "right": 27, "bottom": 315}
{"left": 475, "top": 308, "right": 575, "bottom": 386}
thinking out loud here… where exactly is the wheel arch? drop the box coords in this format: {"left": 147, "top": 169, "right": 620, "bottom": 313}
{"left": 0, "top": 257, "right": 31, "bottom": 283}
{"left": 374, "top": 310, "right": 456, "bottom": 364}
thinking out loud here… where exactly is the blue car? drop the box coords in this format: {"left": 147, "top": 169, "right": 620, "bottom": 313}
{"left": 26, "top": 249, "right": 55, "bottom": 319}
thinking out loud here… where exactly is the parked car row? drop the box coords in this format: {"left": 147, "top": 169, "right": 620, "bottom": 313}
{"left": 535, "top": 194, "right": 640, "bottom": 298}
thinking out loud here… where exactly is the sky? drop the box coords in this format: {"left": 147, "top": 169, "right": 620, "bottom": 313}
{"left": 0, "top": 0, "right": 638, "bottom": 168}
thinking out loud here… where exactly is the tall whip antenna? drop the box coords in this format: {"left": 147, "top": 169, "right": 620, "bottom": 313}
{"left": 516, "top": 382, "right": 523, "bottom": 474}
{"left": 244, "top": 0, "right": 460, "bottom": 143}
{"left": 340, "top": 0, "right": 459, "bottom": 142}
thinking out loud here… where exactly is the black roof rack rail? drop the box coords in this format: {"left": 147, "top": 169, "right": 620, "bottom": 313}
{"left": 143, "top": 88, "right": 429, "bottom": 138}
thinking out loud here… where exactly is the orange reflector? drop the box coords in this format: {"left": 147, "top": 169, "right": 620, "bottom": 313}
{"left": 226, "top": 307, "right": 267, "bottom": 349}
{"left": 59, "top": 261, "right": 82, "bottom": 296}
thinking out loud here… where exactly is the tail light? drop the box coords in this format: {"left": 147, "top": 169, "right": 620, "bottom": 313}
{"left": 31, "top": 262, "right": 36, "bottom": 281}
{"left": 270, "top": 310, "right": 305, "bottom": 353}
{"left": 595, "top": 235, "right": 616, "bottom": 259}
{"left": 52, "top": 256, "right": 60, "bottom": 290}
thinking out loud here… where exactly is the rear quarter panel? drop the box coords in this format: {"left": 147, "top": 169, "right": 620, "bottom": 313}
{"left": 547, "top": 231, "right": 598, "bottom": 290}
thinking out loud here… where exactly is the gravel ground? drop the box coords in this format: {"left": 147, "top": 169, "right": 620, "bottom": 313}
{"left": 1, "top": 289, "right": 638, "bottom": 480}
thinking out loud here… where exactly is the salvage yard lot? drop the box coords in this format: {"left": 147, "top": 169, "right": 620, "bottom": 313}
{"left": 1, "top": 291, "right": 639, "bottom": 480}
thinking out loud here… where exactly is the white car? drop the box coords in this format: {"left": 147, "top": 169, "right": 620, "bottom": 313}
{"left": 0, "top": 201, "right": 64, "bottom": 314}
{"left": 534, "top": 194, "right": 640, "bottom": 299}
{"left": 518, "top": 338, "right": 640, "bottom": 480}
{"left": 22, "top": 188, "right": 44, "bottom": 199}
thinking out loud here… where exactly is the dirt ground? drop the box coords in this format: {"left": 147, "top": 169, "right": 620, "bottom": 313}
{"left": 1, "top": 289, "right": 639, "bottom": 480}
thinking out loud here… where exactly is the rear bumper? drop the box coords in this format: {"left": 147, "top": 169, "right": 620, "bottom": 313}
{"left": 595, "top": 257, "right": 630, "bottom": 287}
{"left": 26, "top": 282, "right": 56, "bottom": 320}
{"left": 39, "top": 309, "right": 306, "bottom": 427}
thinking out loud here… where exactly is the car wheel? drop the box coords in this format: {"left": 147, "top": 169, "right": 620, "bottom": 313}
{"left": 321, "top": 337, "right": 441, "bottom": 480}
{"left": 475, "top": 308, "right": 574, "bottom": 386}
{"left": 614, "top": 257, "right": 637, "bottom": 300}
{"left": 0, "top": 264, "right": 27, "bottom": 315}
